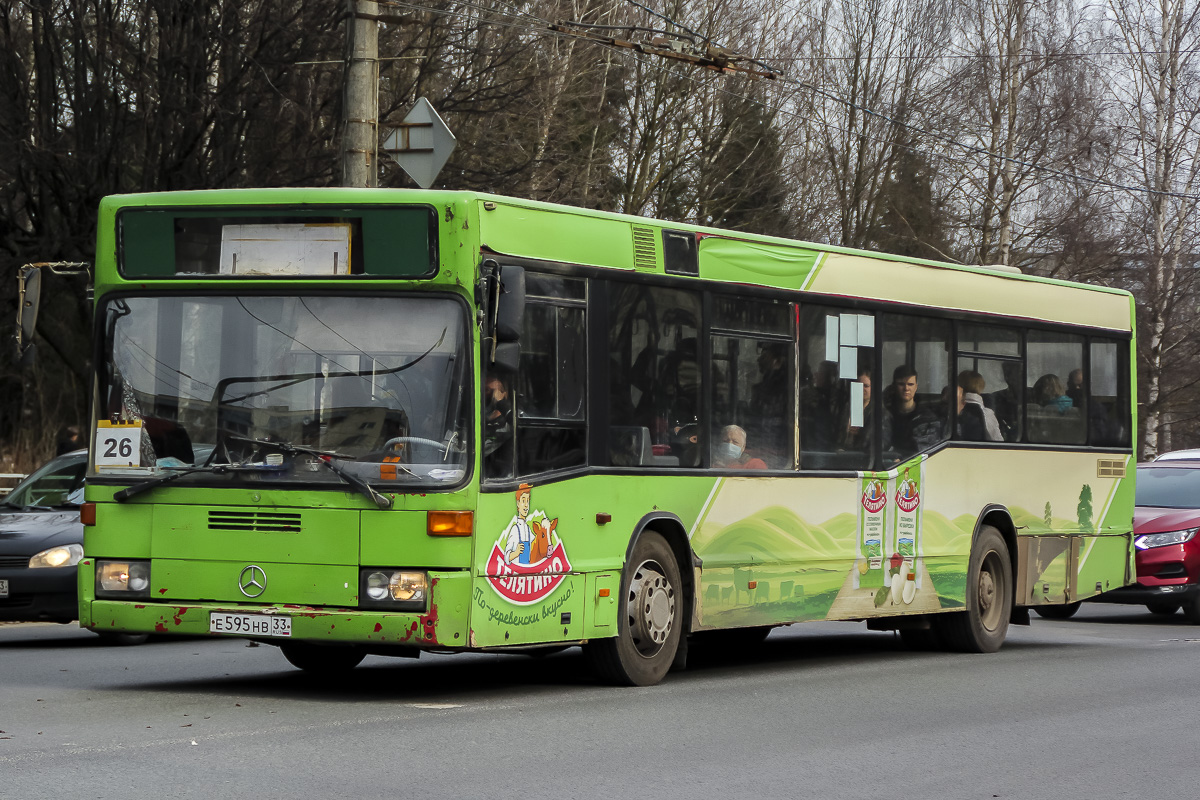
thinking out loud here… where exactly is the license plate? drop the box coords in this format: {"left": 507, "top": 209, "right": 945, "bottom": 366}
{"left": 209, "top": 612, "right": 290, "bottom": 637}
{"left": 0, "top": 579, "right": 7, "bottom": 598}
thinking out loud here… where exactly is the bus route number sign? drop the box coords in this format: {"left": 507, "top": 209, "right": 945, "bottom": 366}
{"left": 93, "top": 421, "right": 142, "bottom": 470}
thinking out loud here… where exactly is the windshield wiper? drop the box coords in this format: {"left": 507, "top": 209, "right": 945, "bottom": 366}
{"left": 227, "top": 436, "right": 394, "bottom": 510}
{"left": 114, "top": 464, "right": 232, "bottom": 503}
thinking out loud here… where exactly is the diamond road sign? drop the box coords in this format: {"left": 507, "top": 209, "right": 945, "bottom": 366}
{"left": 382, "top": 97, "right": 456, "bottom": 189}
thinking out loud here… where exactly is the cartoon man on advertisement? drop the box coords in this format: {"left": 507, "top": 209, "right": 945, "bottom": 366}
{"left": 503, "top": 484, "right": 558, "bottom": 565}
{"left": 503, "top": 484, "right": 534, "bottom": 563}
{"left": 488, "top": 484, "right": 569, "bottom": 604}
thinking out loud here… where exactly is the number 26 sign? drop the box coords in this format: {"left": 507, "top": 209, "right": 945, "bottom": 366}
{"left": 94, "top": 420, "right": 143, "bottom": 469}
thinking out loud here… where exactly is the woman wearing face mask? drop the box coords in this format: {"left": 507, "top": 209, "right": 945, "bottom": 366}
{"left": 713, "top": 424, "right": 767, "bottom": 470}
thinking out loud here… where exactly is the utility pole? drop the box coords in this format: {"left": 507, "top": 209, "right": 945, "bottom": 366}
{"left": 342, "top": 0, "right": 380, "bottom": 187}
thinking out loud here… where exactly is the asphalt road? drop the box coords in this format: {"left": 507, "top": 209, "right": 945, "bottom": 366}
{"left": 0, "top": 604, "right": 1191, "bottom": 799}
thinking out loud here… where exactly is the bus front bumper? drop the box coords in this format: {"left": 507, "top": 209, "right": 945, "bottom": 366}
{"left": 82, "top": 597, "right": 463, "bottom": 646}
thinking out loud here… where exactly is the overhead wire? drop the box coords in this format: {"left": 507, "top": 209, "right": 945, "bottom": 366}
{"left": 363, "top": 0, "right": 1200, "bottom": 201}
{"left": 614, "top": 0, "right": 1200, "bottom": 201}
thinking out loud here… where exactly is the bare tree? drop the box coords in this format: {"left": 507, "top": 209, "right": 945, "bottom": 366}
{"left": 1107, "top": 0, "right": 1200, "bottom": 457}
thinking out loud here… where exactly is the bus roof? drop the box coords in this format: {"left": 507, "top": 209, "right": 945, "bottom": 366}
{"left": 98, "top": 187, "right": 1134, "bottom": 333}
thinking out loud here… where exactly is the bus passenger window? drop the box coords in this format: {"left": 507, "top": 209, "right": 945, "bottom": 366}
{"left": 504, "top": 273, "right": 587, "bottom": 478}
{"left": 1026, "top": 331, "right": 1085, "bottom": 445}
{"left": 710, "top": 296, "right": 793, "bottom": 470}
{"left": 880, "top": 315, "right": 950, "bottom": 463}
{"left": 608, "top": 283, "right": 700, "bottom": 468}
{"left": 798, "top": 307, "right": 874, "bottom": 471}
{"left": 1089, "top": 339, "right": 1130, "bottom": 447}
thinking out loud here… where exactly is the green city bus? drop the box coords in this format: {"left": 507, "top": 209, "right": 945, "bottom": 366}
{"left": 77, "top": 188, "right": 1136, "bottom": 685}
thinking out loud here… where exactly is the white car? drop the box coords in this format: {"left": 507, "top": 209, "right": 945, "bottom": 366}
{"left": 1154, "top": 449, "right": 1200, "bottom": 462}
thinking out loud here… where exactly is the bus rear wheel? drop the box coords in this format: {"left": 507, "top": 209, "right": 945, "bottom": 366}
{"left": 280, "top": 643, "right": 366, "bottom": 675}
{"left": 933, "top": 525, "right": 1012, "bottom": 653}
{"left": 584, "top": 531, "right": 682, "bottom": 686}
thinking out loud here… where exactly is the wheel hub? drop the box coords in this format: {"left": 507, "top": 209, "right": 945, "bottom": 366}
{"left": 627, "top": 561, "right": 676, "bottom": 657}
{"left": 977, "top": 553, "right": 1003, "bottom": 631}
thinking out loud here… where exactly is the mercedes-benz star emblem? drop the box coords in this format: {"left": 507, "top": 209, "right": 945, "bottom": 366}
{"left": 238, "top": 565, "right": 267, "bottom": 598}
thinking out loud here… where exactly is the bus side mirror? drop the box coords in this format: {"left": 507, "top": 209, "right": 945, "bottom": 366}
{"left": 15, "top": 266, "right": 42, "bottom": 366}
{"left": 494, "top": 265, "right": 525, "bottom": 343}
{"left": 492, "top": 341, "right": 520, "bottom": 374}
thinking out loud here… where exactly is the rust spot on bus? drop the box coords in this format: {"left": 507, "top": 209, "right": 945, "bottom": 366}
{"left": 158, "top": 588, "right": 168, "bottom": 594}
{"left": 373, "top": 623, "right": 383, "bottom": 632}
{"left": 420, "top": 601, "right": 440, "bottom": 643}
{"left": 155, "top": 622, "right": 168, "bottom": 633}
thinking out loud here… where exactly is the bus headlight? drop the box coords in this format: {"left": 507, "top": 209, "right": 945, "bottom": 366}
{"left": 29, "top": 543, "right": 84, "bottom": 568}
{"left": 360, "top": 569, "right": 427, "bottom": 610}
{"left": 96, "top": 560, "right": 151, "bottom": 597}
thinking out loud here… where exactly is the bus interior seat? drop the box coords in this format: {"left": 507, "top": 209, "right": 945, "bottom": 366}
{"left": 609, "top": 425, "right": 678, "bottom": 467}
{"left": 1026, "top": 406, "right": 1085, "bottom": 444}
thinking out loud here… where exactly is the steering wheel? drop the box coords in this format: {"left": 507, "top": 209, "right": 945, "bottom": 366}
{"left": 382, "top": 436, "right": 454, "bottom": 462}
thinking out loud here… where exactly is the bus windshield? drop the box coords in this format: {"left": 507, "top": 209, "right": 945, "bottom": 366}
{"left": 95, "top": 294, "right": 470, "bottom": 487}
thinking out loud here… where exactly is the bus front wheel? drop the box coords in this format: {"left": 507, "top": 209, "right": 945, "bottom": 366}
{"left": 933, "top": 525, "right": 1012, "bottom": 653}
{"left": 280, "top": 643, "right": 366, "bottom": 675}
{"left": 584, "top": 531, "right": 682, "bottom": 686}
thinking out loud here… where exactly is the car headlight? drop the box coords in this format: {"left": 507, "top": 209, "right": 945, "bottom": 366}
{"left": 96, "top": 560, "right": 151, "bottom": 597}
{"left": 29, "top": 543, "right": 84, "bottom": 568}
{"left": 1135, "top": 528, "right": 1199, "bottom": 550}
{"left": 360, "top": 569, "right": 428, "bottom": 610}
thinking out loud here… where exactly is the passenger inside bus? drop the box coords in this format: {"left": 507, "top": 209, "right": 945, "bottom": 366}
{"left": 837, "top": 368, "right": 873, "bottom": 452}
{"left": 957, "top": 370, "right": 1002, "bottom": 442}
{"left": 986, "top": 361, "right": 1023, "bottom": 441}
{"left": 713, "top": 424, "right": 767, "bottom": 470}
{"left": 884, "top": 365, "right": 942, "bottom": 457}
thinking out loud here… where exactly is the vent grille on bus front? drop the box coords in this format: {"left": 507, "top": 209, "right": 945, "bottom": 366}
{"left": 632, "top": 225, "right": 657, "bottom": 270}
{"left": 1097, "top": 458, "right": 1126, "bottom": 478}
{"left": 207, "top": 510, "right": 302, "bottom": 533}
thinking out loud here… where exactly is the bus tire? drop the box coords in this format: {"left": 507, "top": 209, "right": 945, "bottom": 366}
{"left": 280, "top": 643, "right": 366, "bottom": 675}
{"left": 584, "top": 531, "right": 682, "bottom": 686}
{"left": 1033, "top": 601, "right": 1081, "bottom": 620}
{"left": 933, "top": 525, "right": 1012, "bottom": 653}
{"left": 94, "top": 631, "right": 150, "bottom": 646}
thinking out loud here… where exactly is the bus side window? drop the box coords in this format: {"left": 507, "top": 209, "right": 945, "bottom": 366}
{"left": 798, "top": 307, "right": 874, "bottom": 471}
{"left": 880, "top": 314, "right": 951, "bottom": 464}
{"left": 1089, "top": 339, "right": 1130, "bottom": 447}
{"left": 513, "top": 274, "right": 587, "bottom": 477}
{"left": 956, "top": 323, "right": 1021, "bottom": 443}
{"left": 710, "top": 296, "right": 793, "bottom": 470}
{"left": 607, "top": 283, "right": 700, "bottom": 468}
{"left": 1026, "top": 331, "right": 1085, "bottom": 445}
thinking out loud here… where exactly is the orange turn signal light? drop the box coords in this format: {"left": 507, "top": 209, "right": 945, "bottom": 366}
{"left": 427, "top": 510, "right": 473, "bottom": 536}
{"left": 598, "top": 588, "right": 611, "bottom": 598}
{"left": 80, "top": 502, "right": 96, "bottom": 526}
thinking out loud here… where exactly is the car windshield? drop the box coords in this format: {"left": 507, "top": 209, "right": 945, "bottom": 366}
{"left": 95, "top": 295, "right": 470, "bottom": 488}
{"left": 1135, "top": 466, "right": 1200, "bottom": 509}
{"left": 4, "top": 454, "right": 86, "bottom": 509}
